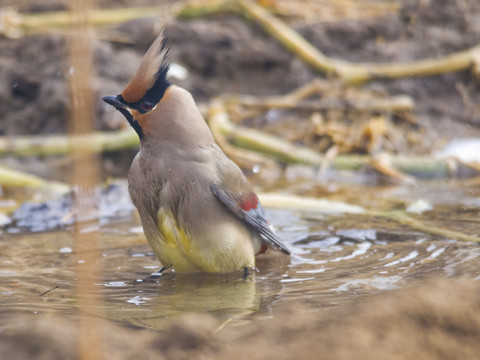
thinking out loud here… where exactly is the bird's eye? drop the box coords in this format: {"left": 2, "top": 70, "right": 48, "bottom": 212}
{"left": 141, "top": 101, "right": 153, "bottom": 111}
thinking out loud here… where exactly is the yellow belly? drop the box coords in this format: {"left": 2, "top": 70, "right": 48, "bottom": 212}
{"left": 147, "top": 208, "right": 255, "bottom": 273}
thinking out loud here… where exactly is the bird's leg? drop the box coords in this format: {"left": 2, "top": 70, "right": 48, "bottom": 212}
{"left": 134, "top": 266, "right": 165, "bottom": 285}
{"left": 152, "top": 266, "right": 165, "bottom": 276}
{"left": 242, "top": 266, "right": 250, "bottom": 279}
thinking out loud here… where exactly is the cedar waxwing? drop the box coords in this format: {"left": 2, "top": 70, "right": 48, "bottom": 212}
{"left": 103, "top": 32, "right": 290, "bottom": 273}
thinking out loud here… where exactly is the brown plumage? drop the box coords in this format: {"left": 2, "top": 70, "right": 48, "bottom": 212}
{"left": 103, "top": 32, "right": 290, "bottom": 273}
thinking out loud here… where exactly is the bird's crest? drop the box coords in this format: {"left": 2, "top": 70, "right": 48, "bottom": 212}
{"left": 120, "top": 31, "right": 170, "bottom": 104}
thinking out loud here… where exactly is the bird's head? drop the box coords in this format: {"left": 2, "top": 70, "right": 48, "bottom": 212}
{"left": 103, "top": 31, "right": 170, "bottom": 139}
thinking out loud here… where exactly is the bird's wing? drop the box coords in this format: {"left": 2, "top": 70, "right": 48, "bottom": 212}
{"left": 210, "top": 171, "right": 290, "bottom": 255}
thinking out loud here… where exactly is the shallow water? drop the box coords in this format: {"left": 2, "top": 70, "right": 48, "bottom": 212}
{"left": 1, "top": 180, "right": 480, "bottom": 330}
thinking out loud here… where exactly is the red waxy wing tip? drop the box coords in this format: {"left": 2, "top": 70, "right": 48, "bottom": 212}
{"left": 240, "top": 193, "right": 259, "bottom": 211}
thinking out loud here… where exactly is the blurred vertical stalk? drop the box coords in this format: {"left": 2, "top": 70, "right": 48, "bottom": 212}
{"left": 68, "top": 0, "right": 103, "bottom": 359}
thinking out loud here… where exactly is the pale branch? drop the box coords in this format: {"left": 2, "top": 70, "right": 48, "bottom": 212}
{"left": 0, "top": 129, "right": 139, "bottom": 157}
{"left": 209, "top": 97, "right": 325, "bottom": 165}
{"left": 176, "top": 0, "right": 237, "bottom": 19}
{"left": 0, "top": 6, "right": 166, "bottom": 38}
{"left": 225, "top": 78, "right": 414, "bottom": 113}
{"left": 257, "top": 193, "right": 480, "bottom": 243}
{"left": 233, "top": 0, "right": 480, "bottom": 83}
{"left": 0, "top": 101, "right": 455, "bottom": 179}
{"left": 208, "top": 98, "right": 281, "bottom": 172}
{"left": 370, "top": 210, "right": 480, "bottom": 243}
{"left": 4, "top": 2, "right": 479, "bottom": 83}
{"left": 258, "top": 193, "right": 365, "bottom": 214}
{"left": 226, "top": 94, "right": 414, "bottom": 112}
{"left": 208, "top": 98, "right": 452, "bottom": 177}
{"left": 0, "top": 165, "right": 70, "bottom": 193}
{"left": 180, "top": 0, "right": 480, "bottom": 84}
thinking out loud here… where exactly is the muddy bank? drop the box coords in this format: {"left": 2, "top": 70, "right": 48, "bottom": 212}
{"left": 1, "top": 277, "right": 479, "bottom": 360}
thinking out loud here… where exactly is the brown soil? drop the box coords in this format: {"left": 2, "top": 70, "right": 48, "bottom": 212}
{"left": 1, "top": 277, "right": 480, "bottom": 360}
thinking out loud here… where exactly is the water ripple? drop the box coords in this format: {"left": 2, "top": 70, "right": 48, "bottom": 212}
{"left": 384, "top": 251, "right": 419, "bottom": 267}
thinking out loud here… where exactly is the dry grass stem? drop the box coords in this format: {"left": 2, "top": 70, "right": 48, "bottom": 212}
{"left": 0, "top": 165, "right": 70, "bottom": 193}
{"left": 3, "top": 1, "right": 477, "bottom": 83}
{"left": 208, "top": 97, "right": 456, "bottom": 178}
{"left": 0, "top": 129, "right": 139, "bottom": 157}
{"left": 233, "top": 0, "right": 480, "bottom": 83}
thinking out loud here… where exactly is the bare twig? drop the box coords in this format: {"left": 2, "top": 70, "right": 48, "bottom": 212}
{"left": 0, "top": 165, "right": 70, "bottom": 193}
{"left": 226, "top": 92, "right": 414, "bottom": 112}
{"left": 258, "top": 193, "right": 480, "bottom": 243}
{"left": 0, "top": 129, "right": 138, "bottom": 156}
{"left": 40, "top": 285, "right": 59, "bottom": 296}
{"left": 177, "top": 0, "right": 237, "bottom": 18}
{"left": 373, "top": 210, "right": 480, "bottom": 243}
{"left": 208, "top": 98, "right": 280, "bottom": 172}
{"left": 233, "top": 0, "right": 480, "bottom": 83}
{"left": 209, "top": 98, "right": 451, "bottom": 177}
{"left": 258, "top": 193, "right": 365, "bottom": 213}
{"left": 5, "top": 1, "right": 478, "bottom": 83}
{"left": 369, "top": 153, "right": 416, "bottom": 183}
{"left": 0, "top": 6, "right": 165, "bottom": 37}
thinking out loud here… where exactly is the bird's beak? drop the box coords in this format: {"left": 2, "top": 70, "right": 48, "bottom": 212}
{"left": 102, "top": 95, "right": 128, "bottom": 110}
